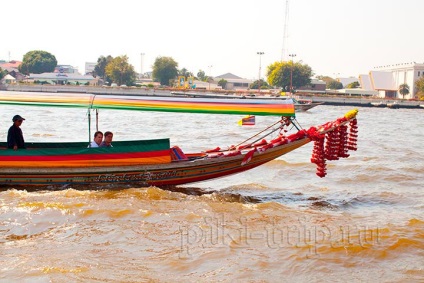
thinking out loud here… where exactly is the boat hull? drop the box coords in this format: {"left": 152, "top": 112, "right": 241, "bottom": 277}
{"left": 387, "top": 103, "right": 400, "bottom": 109}
{"left": 294, "top": 103, "right": 322, "bottom": 111}
{"left": 370, "top": 102, "right": 387, "bottom": 107}
{"left": 0, "top": 139, "right": 310, "bottom": 187}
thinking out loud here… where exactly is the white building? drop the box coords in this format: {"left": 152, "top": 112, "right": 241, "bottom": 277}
{"left": 29, "top": 72, "right": 96, "bottom": 85}
{"left": 214, "top": 73, "right": 253, "bottom": 90}
{"left": 359, "top": 62, "right": 424, "bottom": 99}
{"left": 85, "top": 62, "right": 96, "bottom": 75}
{"left": 54, "top": 65, "right": 79, "bottom": 74}
{"left": 337, "top": 77, "right": 359, "bottom": 87}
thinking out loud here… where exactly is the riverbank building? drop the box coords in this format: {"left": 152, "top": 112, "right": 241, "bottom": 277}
{"left": 359, "top": 62, "right": 424, "bottom": 99}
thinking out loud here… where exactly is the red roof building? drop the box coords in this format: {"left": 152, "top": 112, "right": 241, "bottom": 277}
{"left": 0, "top": 60, "right": 22, "bottom": 72}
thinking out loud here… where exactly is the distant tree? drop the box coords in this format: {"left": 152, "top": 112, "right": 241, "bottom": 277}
{"left": 152, "top": 56, "right": 178, "bottom": 86}
{"left": 327, "top": 80, "right": 343, "bottom": 90}
{"left": 206, "top": 76, "right": 215, "bottom": 83}
{"left": 203, "top": 76, "right": 213, "bottom": 83}
{"left": 0, "top": 67, "right": 6, "bottom": 80}
{"left": 218, "top": 79, "right": 227, "bottom": 89}
{"left": 415, "top": 77, "right": 424, "bottom": 100}
{"left": 346, "top": 81, "right": 360, "bottom": 89}
{"left": 18, "top": 50, "right": 57, "bottom": 75}
{"left": 266, "top": 61, "right": 313, "bottom": 92}
{"left": 179, "top": 68, "right": 187, "bottom": 76}
{"left": 94, "top": 55, "right": 113, "bottom": 82}
{"left": 250, "top": 79, "right": 270, "bottom": 89}
{"left": 315, "top": 75, "right": 343, "bottom": 89}
{"left": 178, "top": 68, "right": 193, "bottom": 78}
{"left": 398, "top": 83, "right": 410, "bottom": 99}
{"left": 316, "top": 75, "right": 334, "bottom": 84}
{"left": 105, "top": 55, "right": 136, "bottom": 86}
{"left": 197, "top": 70, "right": 206, "bottom": 81}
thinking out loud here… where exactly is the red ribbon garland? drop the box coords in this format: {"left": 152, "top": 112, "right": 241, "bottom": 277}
{"left": 347, "top": 119, "right": 358, "bottom": 151}
{"left": 306, "top": 118, "right": 358, "bottom": 178}
{"left": 307, "top": 127, "right": 327, "bottom": 177}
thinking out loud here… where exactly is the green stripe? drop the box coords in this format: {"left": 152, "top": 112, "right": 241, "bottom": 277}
{"left": 0, "top": 139, "right": 170, "bottom": 156}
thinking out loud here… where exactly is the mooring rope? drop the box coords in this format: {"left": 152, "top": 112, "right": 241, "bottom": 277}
{"left": 230, "top": 117, "right": 287, "bottom": 149}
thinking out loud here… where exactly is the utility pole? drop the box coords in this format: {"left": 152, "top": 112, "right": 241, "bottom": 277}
{"left": 140, "top": 53, "right": 145, "bottom": 79}
{"left": 289, "top": 54, "right": 296, "bottom": 94}
{"left": 257, "top": 52, "right": 264, "bottom": 95}
{"left": 208, "top": 65, "right": 213, "bottom": 90}
{"left": 281, "top": 0, "right": 290, "bottom": 61}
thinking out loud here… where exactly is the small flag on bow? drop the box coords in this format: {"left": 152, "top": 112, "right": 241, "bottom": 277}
{"left": 238, "top": 115, "right": 255, "bottom": 126}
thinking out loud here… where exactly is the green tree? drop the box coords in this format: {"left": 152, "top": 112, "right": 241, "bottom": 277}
{"left": 105, "top": 55, "right": 136, "bottom": 86}
{"left": 327, "top": 80, "right": 343, "bottom": 90}
{"left": 250, "top": 79, "right": 269, "bottom": 89}
{"left": 178, "top": 68, "right": 193, "bottom": 78}
{"left": 18, "top": 50, "right": 57, "bottom": 75}
{"left": 152, "top": 56, "right": 178, "bottom": 86}
{"left": 346, "top": 81, "right": 360, "bottom": 89}
{"left": 94, "top": 55, "right": 113, "bottom": 82}
{"left": 266, "top": 61, "right": 313, "bottom": 92}
{"left": 218, "top": 79, "right": 227, "bottom": 89}
{"left": 415, "top": 77, "right": 424, "bottom": 100}
{"left": 316, "top": 75, "right": 343, "bottom": 89}
{"left": 197, "top": 70, "right": 206, "bottom": 81}
{"left": 398, "top": 83, "right": 410, "bottom": 99}
{"left": 0, "top": 67, "right": 6, "bottom": 80}
{"left": 316, "top": 75, "right": 334, "bottom": 84}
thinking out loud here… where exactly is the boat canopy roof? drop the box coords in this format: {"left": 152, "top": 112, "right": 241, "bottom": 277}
{"left": 0, "top": 93, "right": 295, "bottom": 116}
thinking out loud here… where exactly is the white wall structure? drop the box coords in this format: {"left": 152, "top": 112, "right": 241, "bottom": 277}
{"left": 359, "top": 74, "right": 372, "bottom": 90}
{"left": 337, "top": 77, "right": 358, "bottom": 87}
{"left": 360, "top": 62, "right": 424, "bottom": 99}
{"left": 214, "top": 73, "right": 253, "bottom": 90}
{"left": 29, "top": 72, "right": 96, "bottom": 85}
{"left": 85, "top": 62, "right": 96, "bottom": 75}
{"left": 54, "top": 65, "right": 80, "bottom": 74}
{"left": 338, "top": 88, "right": 378, "bottom": 96}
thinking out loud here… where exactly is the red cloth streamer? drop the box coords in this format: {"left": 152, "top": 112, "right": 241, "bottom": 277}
{"left": 205, "top": 147, "right": 221, "bottom": 153}
{"left": 286, "top": 129, "right": 307, "bottom": 142}
{"left": 241, "top": 149, "right": 256, "bottom": 166}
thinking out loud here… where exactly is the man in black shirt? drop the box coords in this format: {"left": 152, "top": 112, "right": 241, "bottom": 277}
{"left": 7, "top": 115, "right": 26, "bottom": 150}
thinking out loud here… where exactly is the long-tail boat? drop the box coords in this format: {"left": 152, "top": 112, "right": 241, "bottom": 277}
{"left": 0, "top": 92, "right": 358, "bottom": 187}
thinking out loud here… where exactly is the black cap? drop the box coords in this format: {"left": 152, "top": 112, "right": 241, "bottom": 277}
{"left": 12, "top": 115, "right": 25, "bottom": 122}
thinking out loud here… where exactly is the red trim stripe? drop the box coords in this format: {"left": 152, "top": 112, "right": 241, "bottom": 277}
{"left": 0, "top": 149, "right": 170, "bottom": 162}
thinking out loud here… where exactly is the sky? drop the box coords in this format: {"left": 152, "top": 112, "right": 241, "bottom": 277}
{"left": 2, "top": 0, "right": 423, "bottom": 80}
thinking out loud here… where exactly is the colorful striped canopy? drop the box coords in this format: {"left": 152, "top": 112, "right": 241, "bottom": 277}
{"left": 0, "top": 93, "right": 295, "bottom": 116}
